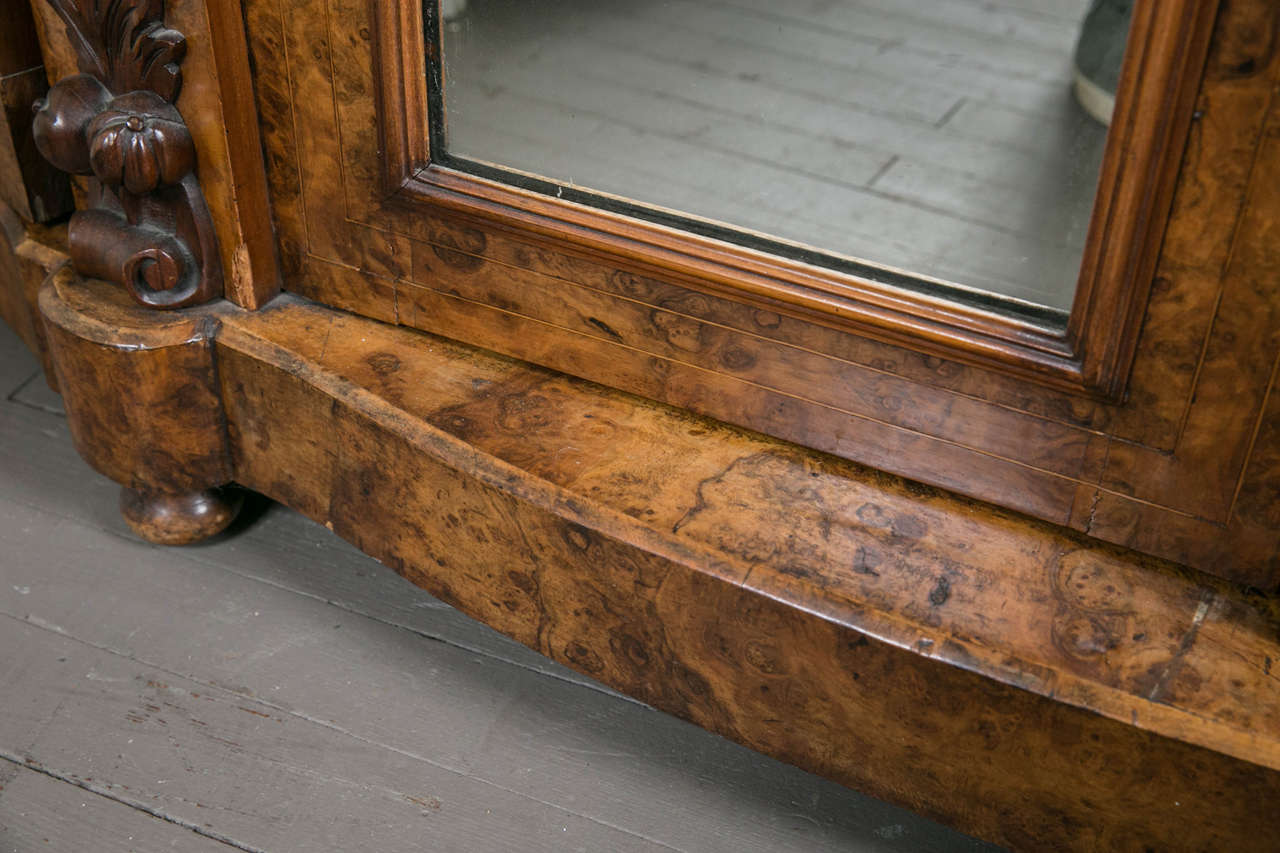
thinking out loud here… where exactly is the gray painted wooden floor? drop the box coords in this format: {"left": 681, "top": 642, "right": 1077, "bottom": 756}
{"left": 442, "top": 0, "right": 1107, "bottom": 311}
{"left": 0, "top": 316, "right": 999, "bottom": 851}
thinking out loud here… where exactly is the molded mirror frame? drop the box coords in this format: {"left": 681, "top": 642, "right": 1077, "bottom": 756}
{"left": 234, "top": 0, "right": 1280, "bottom": 585}
{"left": 372, "top": 0, "right": 1218, "bottom": 400}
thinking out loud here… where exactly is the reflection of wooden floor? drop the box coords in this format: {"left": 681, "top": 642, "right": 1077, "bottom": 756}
{"left": 442, "top": 0, "right": 1105, "bottom": 311}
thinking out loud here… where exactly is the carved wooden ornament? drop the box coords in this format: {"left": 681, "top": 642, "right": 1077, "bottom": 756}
{"left": 31, "top": 0, "right": 222, "bottom": 308}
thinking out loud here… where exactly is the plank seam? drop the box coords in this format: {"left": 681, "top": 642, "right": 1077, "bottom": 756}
{"left": 0, "top": 611, "right": 688, "bottom": 853}
{"left": 0, "top": 751, "right": 265, "bottom": 853}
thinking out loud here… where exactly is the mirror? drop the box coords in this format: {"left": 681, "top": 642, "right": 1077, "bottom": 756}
{"left": 437, "top": 0, "right": 1131, "bottom": 317}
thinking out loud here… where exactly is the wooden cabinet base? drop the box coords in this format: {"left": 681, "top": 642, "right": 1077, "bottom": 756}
{"left": 38, "top": 265, "right": 238, "bottom": 547}
{"left": 28, "top": 270, "right": 1280, "bottom": 851}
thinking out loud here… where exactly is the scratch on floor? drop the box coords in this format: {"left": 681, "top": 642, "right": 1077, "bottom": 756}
{"left": 24, "top": 613, "right": 67, "bottom": 635}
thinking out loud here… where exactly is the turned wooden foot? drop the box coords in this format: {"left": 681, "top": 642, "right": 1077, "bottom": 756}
{"left": 120, "top": 486, "right": 242, "bottom": 545}
{"left": 39, "top": 273, "right": 240, "bottom": 547}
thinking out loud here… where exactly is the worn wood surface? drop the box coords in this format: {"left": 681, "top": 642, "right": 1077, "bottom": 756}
{"left": 7, "top": 2, "right": 1280, "bottom": 845}
{"left": 400, "top": 0, "right": 1214, "bottom": 399}
{"left": 19, "top": 270, "right": 1230, "bottom": 850}
{"left": 0, "top": 765, "right": 234, "bottom": 852}
{"left": 40, "top": 271, "right": 238, "bottom": 541}
{"left": 0, "top": 317, "right": 991, "bottom": 853}
{"left": 0, "top": 204, "right": 50, "bottom": 362}
{"left": 7, "top": 219, "right": 1280, "bottom": 848}
{"left": 240, "top": 0, "right": 1280, "bottom": 587}
{"left": 3, "top": 173, "right": 1274, "bottom": 844}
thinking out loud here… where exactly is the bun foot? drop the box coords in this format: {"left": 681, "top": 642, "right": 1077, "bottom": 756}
{"left": 119, "top": 486, "right": 242, "bottom": 545}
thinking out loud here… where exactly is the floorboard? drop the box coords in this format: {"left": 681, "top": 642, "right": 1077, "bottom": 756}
{"left": 442, "top": 0, "right": 1105, "bottom": 310}
{"left": 0, "top": 319, "right": 997, "bottom": 850}
{"left": 0, "top": 764, "right": 236, "bottom": 853}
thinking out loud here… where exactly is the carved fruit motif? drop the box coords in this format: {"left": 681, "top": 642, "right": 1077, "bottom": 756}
{"left": 31, "top": 73, "right": 112, "bottom": 175}
{"left": 30, "top": 0, "right": 222, "bottom": 309}
{"left": 87, "top": 91, "right": 194, "bottom": 193}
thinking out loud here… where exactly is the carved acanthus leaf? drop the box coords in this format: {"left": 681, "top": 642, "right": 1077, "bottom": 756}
{"left": 47, "top": 0, "right": 186, "bottom": 101}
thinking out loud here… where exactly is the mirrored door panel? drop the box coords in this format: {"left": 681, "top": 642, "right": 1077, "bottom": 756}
{"left": 438, "top": 0, "right": 1131, "bottom": 316}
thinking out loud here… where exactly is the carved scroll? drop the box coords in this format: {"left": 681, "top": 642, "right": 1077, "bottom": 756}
{"left": 31, "top": 0, "right": 221, "bottom": 309}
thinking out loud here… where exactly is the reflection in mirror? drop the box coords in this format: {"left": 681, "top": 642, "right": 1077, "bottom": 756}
{"left": 438, "top": 0, "right": 1132, "bottom": 317}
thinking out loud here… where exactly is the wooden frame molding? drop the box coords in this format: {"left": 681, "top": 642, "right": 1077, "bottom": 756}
{"left": 242, "top": 0, "right": 1280, "bottom": 586}
{"left": 22, "top": 263, "right": 1280, "bottom": 851}
{"left": 1067, "top": 0, "right": 1222, "bottom": 395}
{"left": 384, "top": 0, "right": 1216, "bottom": 399}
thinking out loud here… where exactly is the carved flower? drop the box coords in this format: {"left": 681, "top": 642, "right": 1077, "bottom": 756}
{"left": 87, "top": 91, "right": 195, "bottom": 194}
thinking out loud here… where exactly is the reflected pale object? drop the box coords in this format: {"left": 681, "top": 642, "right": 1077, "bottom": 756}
{"left": 441, "top": 0, "right": 1129, "bottom": 315}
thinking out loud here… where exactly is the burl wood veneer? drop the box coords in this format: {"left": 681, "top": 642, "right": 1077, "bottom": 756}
{"left": 7, "top": 0, "right": 1280, "bottom": 849}
{"left": 25, "top": 268, "right": 1280, "bottom": 851}
{"left": 241, "top": 0, "right": 1280, "bottom": 588}
{"left": 39, "top": 266, "right": 241, "bottom": 542}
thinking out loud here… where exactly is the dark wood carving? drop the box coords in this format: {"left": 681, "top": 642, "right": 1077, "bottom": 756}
{"left": 30, "top": 0, "right": 221, "bottom": 309}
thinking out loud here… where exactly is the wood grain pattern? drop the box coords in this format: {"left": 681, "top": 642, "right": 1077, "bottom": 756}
{"left": 39, "top": 269, "right": 239, "bottom": 542}
{"left": 239, "top": 0, "right": 1280, "bottom": 587}
{"left": 0, "top": 419, "right": 990, "bottom": 853}
{"left": 402, "top": 0, "right": 1214, "bottom": 397}
{"left": 14, "top": 1, "right": 1280, "bottom": 844}
{"left": 201, "top": 0, "right": 281, "bottom": 309}
{"left": 199, "top": 284, "right": 1280, "bottom": 850}
{"left": 0, "top": 765, "right": 237, "bottom": 853}
{"left": 14, "top": 231, "right": 1280, "bottom": 848}
{"left": 1068, "top": 0, "right": 1219, "bottom": 395}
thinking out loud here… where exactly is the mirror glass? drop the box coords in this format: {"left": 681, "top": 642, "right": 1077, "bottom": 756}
{"left": 438, "top": 0, "right": 1132, "bottom": 317}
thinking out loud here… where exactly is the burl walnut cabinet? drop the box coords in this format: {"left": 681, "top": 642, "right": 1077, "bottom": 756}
{"left": 1, "top": 0, "right": 1278, "bottom": 849}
